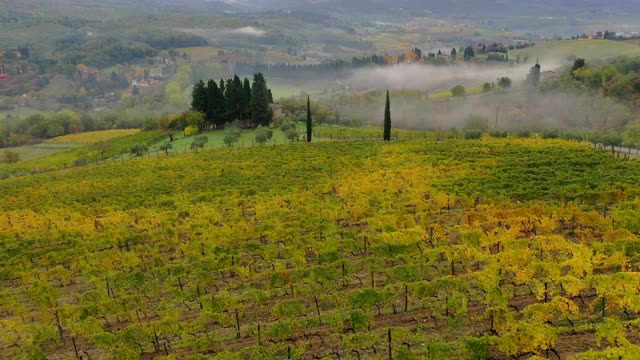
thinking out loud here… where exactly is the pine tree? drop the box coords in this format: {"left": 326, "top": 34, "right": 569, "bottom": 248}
{"left": 306, "top": 96, "right": 312, "bottom": 143}
{"left": 383, "top": 90, "right": 391, "bottom": 141}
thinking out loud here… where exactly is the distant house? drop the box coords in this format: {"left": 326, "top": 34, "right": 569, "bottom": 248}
{"left": 270, "top": 104, "right": 283, "bottom": 119}
{"left": 80, "top": 68, "right": 102, "bottom": 81}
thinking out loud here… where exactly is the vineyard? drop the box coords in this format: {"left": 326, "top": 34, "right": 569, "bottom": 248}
{"left": 2, "top": 139, "right": 640, "bottom": 359}
{"left": 44, "top": 130, "right": 142, "bottom": 145}
{"left": 1, "top": 131, "right": 166, "bottom": 175}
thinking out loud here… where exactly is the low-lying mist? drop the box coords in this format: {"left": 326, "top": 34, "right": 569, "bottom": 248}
{"left": 346, "top": 63, "right": 533, "bottom": 92}
{"left": 332, "top": 88, "right": 632, "bottom": 132}
{"left": 292, "top": 62, "right": 633, "bottom": 132}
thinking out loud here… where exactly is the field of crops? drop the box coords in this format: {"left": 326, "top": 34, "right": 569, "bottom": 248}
{"left": 2, "top": 138, "right": 640, "bottom": 359}
{"left": 44, "top": 129, "right": 141, "bottom": 145}
{"left": 1, "top": 130, "right": 166, "bottom": 175}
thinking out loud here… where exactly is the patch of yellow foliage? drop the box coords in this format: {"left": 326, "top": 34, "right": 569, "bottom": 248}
{"left": 44, "top": 129, "right": 141, "bottom": 145}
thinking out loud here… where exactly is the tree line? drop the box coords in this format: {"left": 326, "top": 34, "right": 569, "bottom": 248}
{"left": 189, "top": 73, "right": 274, "bottom": 130}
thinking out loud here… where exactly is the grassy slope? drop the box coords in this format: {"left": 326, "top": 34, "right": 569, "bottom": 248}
{"left": 510, "top": 39, "right": 640, "bottom": 63}
{"left": 0, "top": 130, "right": 143, "bottom": 168}
{"left": 154, "top": 128, "right": 291, "bottom": 152}
{"left": 0, "top": 130, "right": 165, "bottom": 174}
{"left": 0, "top": 143, "right": 76, "bottom": 163}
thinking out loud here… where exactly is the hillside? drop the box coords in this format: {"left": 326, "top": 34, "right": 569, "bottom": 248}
{"left": 511, "top": 39, "right": 640, "bottom": 64}
{"left": 2, "top": 139, "right": 640, "bottom": 359}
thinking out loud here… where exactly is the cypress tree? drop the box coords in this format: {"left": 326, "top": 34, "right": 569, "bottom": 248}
{"left": 191, "top": 80, "right": 207, "bottom": 114}
{"left": 250, "top": 73, "right": 273, "bottom": 127}
{"left": 527, "top": 61, "right": 541, "bottom": 87}
{"left": 243, "top": 78, "right": 252, "bottom": 125}
{"left": 225, "top": 78, "right": 236, "bottom": 122}
{"left": 306, "top": 96, "right": 312, "bottom": 142}
{"left": 383, "top": 90, "right": 391, "bottom": 141}
{"left": 232, "top": 75, "right": 243, "bottom": 121}
{"left": 206, "top": 79, "right": 220, "bottom": 129}
{"left": 218, "top": 79, "right": 227, "bottom": 125}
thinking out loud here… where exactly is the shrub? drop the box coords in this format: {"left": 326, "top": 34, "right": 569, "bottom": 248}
{"left": 2, "top": 150, "right": 20, "bottom": 164}
{"left": 280, "top": 119, "right": 297, "bottom": 133}
{"left": 184, "top": 126, "right": 199, "bottom": 136}
{"left": 224, "top": 126, "right": 241, "bottom": 147}
{"left": 489, "top": 129, "right": 508, "bottom": 138}
{"left": 159, "top": 142, "right": 173, "bottom": 154}
{"left": 515, "top": 129, "right": 531, "bottom": 138}
{"left": 73, "top": 157, "right": 89, "bottom": 167}
{"left": 541, "top": 129, "right": 560, "bottom": 139}
{"left": 562, "top": 132, "right": 585, "bottom": 141}
{"left": 285, "top": 128, "right": 299, "bottom": 142}
{"left": 255, "top": 132, "right": 268, "bottom": 145}
{"left": 451, "top": 85, "right": 466, "bottom": 97}
{"left": 130, "top": 144, "right": 148, "bottom": 156}
{"left": 497, "top": 77, "right": 512, "bottom": 89}
{"left": 464, "top": 337, "right": 491, "bottom": 360}
{"left": 464, "top": 130, "right": 483, "bottom": 140}
{"left": 463, "top": 114, "right": 489, "bottom": 132}
{"left": 224, "top": 135, "right": 239, "bottom": 147}
{"left": 191, "top": 135, "right": 208, "bottom": 151}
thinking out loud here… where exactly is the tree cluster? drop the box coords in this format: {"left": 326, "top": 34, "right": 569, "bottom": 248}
{"left": 190, "top": 73, "right": 273, "bottom": 130}
{"left": 543, "top": 57, "right": 640, "bottom": 108}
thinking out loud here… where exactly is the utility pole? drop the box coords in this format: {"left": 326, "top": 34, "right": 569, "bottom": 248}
{"left": 494, "top": 105, "right": 499, "bottom": 129}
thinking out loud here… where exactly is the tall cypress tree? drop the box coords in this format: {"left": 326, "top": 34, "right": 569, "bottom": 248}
{"left": 306, "top": 96, "right": 312, "bottom": 142}
{"left": 225, "top": 78, "right": 236, "bottom": 122}
{"left": 191, "top": 80, "right": 207, "bottom": 114}
{"left": 250, "top": 73, "right": 273, "bottom": 127}
{"left": 218, "top": 79, "right": 227, "bottom": 125}
{"left": 527, "top": 61, "right": 541, "bottom": 87}
{"left": 231, "top": 75, "right": 243, "bottom": 121}
{"left": 383, "top": 90, "right": 391, "bottom": 141}
{"left": 206, "top": 79, "right": 221, "bottom": 129}
{"left": 242, "top": 78, "right": 252, "bottom": 125}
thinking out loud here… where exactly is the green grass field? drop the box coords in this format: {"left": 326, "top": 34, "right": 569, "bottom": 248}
{"left": 152, "top": 128, "right": 293, "bottom": 153}
{"left": 510, "top": 39, "right": 640, "bottom": 64}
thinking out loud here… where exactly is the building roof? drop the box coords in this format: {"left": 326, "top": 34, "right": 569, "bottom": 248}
{"left": 269, "top": 104, "right": 283, "bottom": 111}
